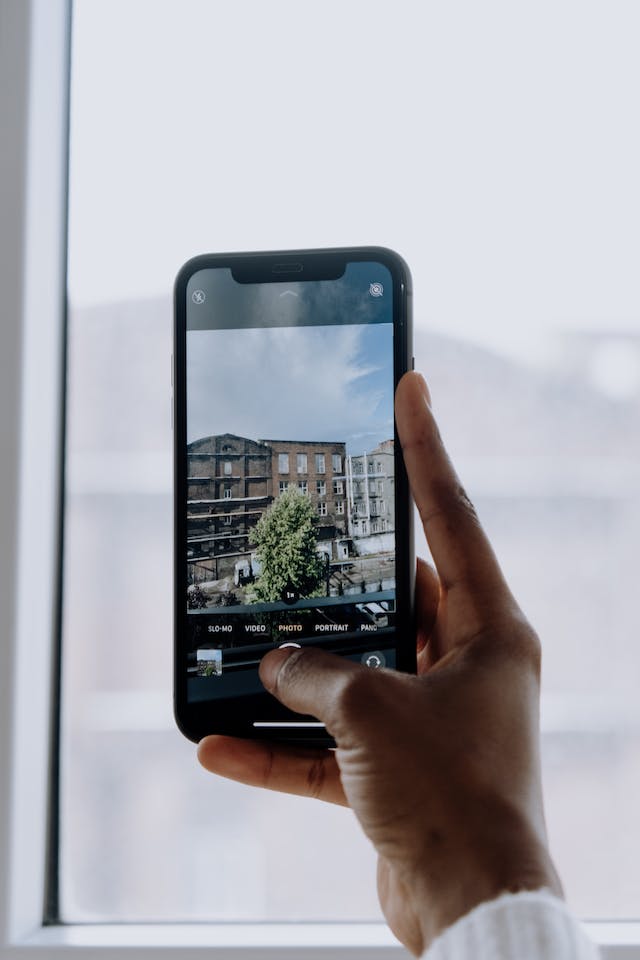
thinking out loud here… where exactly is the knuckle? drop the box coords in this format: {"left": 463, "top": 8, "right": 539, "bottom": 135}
{"left": 468, "top": 614, "right": 542, "bottom": 677}
{"left": 501, "top": 609, "right": 542, "bottom": 671}
{"left": 450, "top": 482, "right": 481, "bottom": 526}
{"left": 261, "top": 744, "right": 276, "bottom": 789}
{"left": 517, "top": 624, "right": 542, "bottom": 675}
{"left": 305, "top": 755, "right": 328, "bottom": 800}
{"left": 332, "top": 669, "right": 378, "bottom": 723}
{"left": 420, "top": 480, "right": 481, "bottom": 533}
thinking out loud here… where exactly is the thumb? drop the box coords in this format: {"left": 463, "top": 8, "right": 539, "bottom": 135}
{"left": 260, "top": 646, "right": 375, "bottom": 737}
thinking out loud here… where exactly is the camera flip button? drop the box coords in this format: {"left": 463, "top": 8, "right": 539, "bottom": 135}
{"left": 362, "top": 651, "right": 386, "bottom": 669}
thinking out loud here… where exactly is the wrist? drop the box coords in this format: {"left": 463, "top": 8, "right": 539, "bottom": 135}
{"left": 405, "top": 810, "right": 562, "bottom": 953}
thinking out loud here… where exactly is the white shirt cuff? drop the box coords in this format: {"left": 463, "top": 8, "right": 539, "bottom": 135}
{"left": 423, "top": 890, "right": 600, "bottom": 960}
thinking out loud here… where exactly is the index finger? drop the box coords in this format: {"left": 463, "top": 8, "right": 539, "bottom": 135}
{"left": 395, "top": 371, "right": 507, "bottom": 597}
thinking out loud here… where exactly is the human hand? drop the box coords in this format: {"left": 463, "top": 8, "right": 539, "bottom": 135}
{"left": 198, "top": 371, "right": 562, "bottom": 956}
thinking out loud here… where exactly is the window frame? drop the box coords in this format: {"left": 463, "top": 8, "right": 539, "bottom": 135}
{"left": 0, "top": 1, "right": 636, "bottom": 956}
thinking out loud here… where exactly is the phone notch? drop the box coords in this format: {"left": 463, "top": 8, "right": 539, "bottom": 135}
{"left": 271, "top": 261, "right": 303, "bottom": 274}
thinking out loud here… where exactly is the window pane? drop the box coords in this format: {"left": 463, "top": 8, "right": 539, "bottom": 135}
{"left": 61, "top": 0, "right": 640, "bottom": 925}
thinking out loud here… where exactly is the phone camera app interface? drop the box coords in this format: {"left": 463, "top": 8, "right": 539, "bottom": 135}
{"left": 184, "top": 262, "right": 397, "bottom": 703}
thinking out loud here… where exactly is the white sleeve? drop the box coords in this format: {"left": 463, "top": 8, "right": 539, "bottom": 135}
{"left": 423, "top": 890, "right": 600, "bottom": 960}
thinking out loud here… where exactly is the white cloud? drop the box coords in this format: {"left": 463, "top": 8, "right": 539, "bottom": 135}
{"left": 187, "top": 324, "right": 392, "bottom": 450}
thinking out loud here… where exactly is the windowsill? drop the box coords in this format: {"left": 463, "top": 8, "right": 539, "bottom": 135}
{"left": 21, "top": 922, "right": 401, "bottom": 952}
{"left": 14, "top": 920, "right": 640, "bottom": 954}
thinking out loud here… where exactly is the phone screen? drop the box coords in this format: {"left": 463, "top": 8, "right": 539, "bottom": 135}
{"left": 176, "top": 254, "right": 413, "bottom": 736}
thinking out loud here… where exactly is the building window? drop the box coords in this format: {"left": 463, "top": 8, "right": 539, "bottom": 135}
{"left": 332, "top": 453, "right": 342, "bottom": 473}
{"left": 316, "top": 480, "right": 326, "bottom": 496}
{"left": 317, "top": 501, "right": 327, "bottom": 517}
{"left": 223, "top": 488, "right": 232, "bottom": 499}
{"left": 376, "top": 460, "right": 383, "bottom": 474}
{"left": 224, "top": 460, "right": 232, "bottom": 475}
{"left": 297, "top": 453, "right": 307, "bottom": 474}
{"left": 353, "top": 460, "right": 363, "bottom": 474}
{"left": 371, "top": 521, "right": 379, "bottom": 533}
{"left": 377, "top": 480, "right": 384, "bottom": 494}
{"left": 315, "top": 453, "right": 325, "bottom": 473}
{"left": 279, "top": 480, "right": 289, "bottom": 494}
{"left": 298, "top": 481, "right": 308, "bottom": 495}
{"left": 333, "top": 479, "right": 343, "bottom": 495}
{"left": 223, "top": 515, "right": 232, "bottom": 526}
{"left": 360, "top": 520, "right": 369, "bottom": 535}
{"left": 278, "top": 453, "right": 289, "bottom": 473}
{"left": 336, "top": 500, "right": 344, "bottom": 514}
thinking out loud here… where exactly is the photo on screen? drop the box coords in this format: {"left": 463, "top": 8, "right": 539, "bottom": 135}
{"left": 186, "top": 321, "right": 396, "bottom": 635}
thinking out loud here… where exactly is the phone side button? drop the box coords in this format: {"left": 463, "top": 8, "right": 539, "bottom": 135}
{"left": 411, "top": 355, "right": 415, "bottom": 370}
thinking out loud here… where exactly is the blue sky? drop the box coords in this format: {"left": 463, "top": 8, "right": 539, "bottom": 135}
{"left": 187, "top": 321, "right": 394, "bottom": 453}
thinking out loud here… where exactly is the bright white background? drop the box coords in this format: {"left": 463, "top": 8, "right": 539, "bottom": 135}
{"left": 69, "top": 0, "right": 640, "bottom": 364}
{"left": 61, "top": 0, "right": 640, "bottom": 928}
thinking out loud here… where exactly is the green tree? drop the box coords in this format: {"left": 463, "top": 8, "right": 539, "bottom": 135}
{"left": 251, "top": 486, "right": 325, "bottom": 602}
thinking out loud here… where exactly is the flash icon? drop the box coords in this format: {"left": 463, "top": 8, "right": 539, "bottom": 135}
{"left": 192, "top": 289, "right": 206, "bottom": 304}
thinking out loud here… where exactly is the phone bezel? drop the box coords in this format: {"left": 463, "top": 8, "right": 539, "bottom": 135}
{"left": 173, "top": 247, "right": 414, "bottom": 744}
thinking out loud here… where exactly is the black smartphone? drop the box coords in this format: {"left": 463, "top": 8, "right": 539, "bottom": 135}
{"left": 173, "top": 247, "right": 414, "bottom": 743}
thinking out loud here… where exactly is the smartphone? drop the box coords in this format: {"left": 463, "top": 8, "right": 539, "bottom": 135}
{"left": 173, "top": 247, "right": 414, "bottom": 743}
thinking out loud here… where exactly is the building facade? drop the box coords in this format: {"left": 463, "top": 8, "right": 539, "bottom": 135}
{"left": 186, "top": 434, "right": 349, "bottom": 584}
{"left": 186, "top": 434, "right": 272, "bottom": 583}
{"left": 261, "top": 438, "right": 349, "bottom": 561}
{"left": 346, "top": 440, "right": 395, "bottom": 541}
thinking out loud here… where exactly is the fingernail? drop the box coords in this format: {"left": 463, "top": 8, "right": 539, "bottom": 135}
{"left": 259, "top": 646, "right": 297, "bottom": 691}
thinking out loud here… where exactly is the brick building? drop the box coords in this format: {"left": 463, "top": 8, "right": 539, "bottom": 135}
{"left": 186, "top": 434, "right": 272, "bottom": 582}
{"left": 260, "top": 439, "right": 349, "bottom": 561}
{"left": 186, "top": 434, "right": 349, "bottom": 584}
